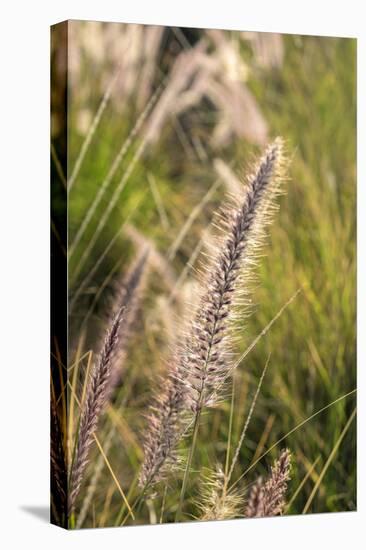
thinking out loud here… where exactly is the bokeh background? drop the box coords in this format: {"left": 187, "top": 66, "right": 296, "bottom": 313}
{"left": 57, "top": 21, "right": 356, "bottom": 526}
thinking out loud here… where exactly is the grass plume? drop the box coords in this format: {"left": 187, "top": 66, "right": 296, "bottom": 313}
{"left": 182, "top": 138, "right": 285, "bottom": 413}
{"left": 139, "top": 361, "right": 188, "bottom": 488}
{"left": 68, "top": 250, "right": 149, "bottom": 514}
{"left": 68, "top": 305, "right": 126, "bottom": 514}
{"left": 199, "top": 468, "right": 243, "bottom": 521}
{"left": 245, "top": 449, "right": 292, "bottom": 518}
{"left": 140, "top": 138, "right": 286, "bottom": 504}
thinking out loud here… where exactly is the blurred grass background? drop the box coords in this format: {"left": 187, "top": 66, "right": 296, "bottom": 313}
{"left": 57, "top": 22, "right": 356, "bottom": 526}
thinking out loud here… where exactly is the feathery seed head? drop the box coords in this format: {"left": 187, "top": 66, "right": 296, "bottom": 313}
{"left": 139, "top": 362, "right": 188, "bottom": 487}
{"left": 245, "top": 448, "right": 292, "bottom": 518}
{"left": 182, "top": 138, "right": 286, "bottom": 412}
{"left": 68, "top": 305, "right": 126, "bottom": 514}
{"left": 69, "top": 249, "right": 149, "bottom": 513}
{"left": 140, "top": 138, "right": 287, "bottom": 490}
{"left": 199, "top": 467, "right": 243, "bottom": 521}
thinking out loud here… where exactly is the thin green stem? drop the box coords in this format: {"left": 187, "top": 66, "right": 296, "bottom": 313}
{"left": 114, "top": 472, "right": 139, "bottom": 526}
{"left": 227, "top": 354, "right": 270, "bottom": 486}
{"left": 160, "top": 484, "right": 168, "bottom": 524}
{"left": 225, "top": 376, "right": 236, "bottom": 481}
{"left": 302, "top": 407, "right": 356, "bottom": 514}
{"left": 229, "top": 388, "right": 357, "bottom": 492}
{"left": 119, "top": 483, "right": 149, "bottom": 526}
{"left": 69, "top": 513, "right": 76, "bottom": 529}
{"left": 175, "top": 407, "right": 202, "bottom": 522}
